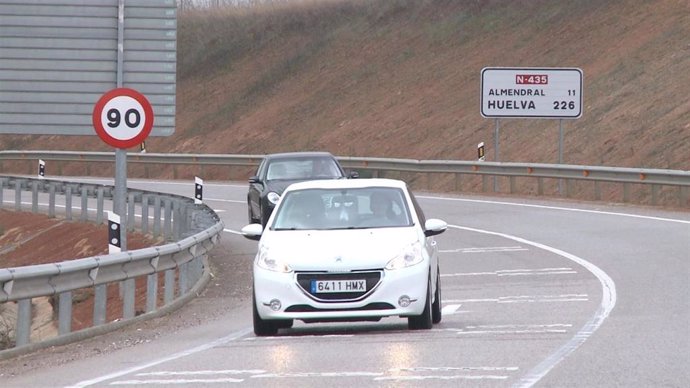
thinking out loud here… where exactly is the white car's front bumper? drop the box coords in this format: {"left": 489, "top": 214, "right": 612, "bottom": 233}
{"left": 254, "top": 265, "right": 430, "bottom": 321}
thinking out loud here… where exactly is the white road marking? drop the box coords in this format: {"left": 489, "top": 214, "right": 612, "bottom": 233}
{"left": 135, "top": 370, "right": 265, "bottom": 376}
{"left": 441, "top": 304, "right": 462, "bottom": 316}
{"left": 243, "top": 334, "right": 355, "bottom": 341}
{"left": 447, "top": 225, "right": 617, "bottom": 388}
{"left": 204, "top": 198, "right": 244, "bottom": 204}
{"left": 252, "top": 372, "right": 383, "bottom": 378}
{"left": 442, "top": 267, "right": 577, "bottom": 277}
{"left": 110, "top": 377, "right": 243, "bottom": 385}
{"left": 444, "top": 294, "right": 589, "bottom": 304}
{"left": 65, "top": 328, "right": 253, "bottom": 388}
{"left": 440, "top": 246, "right": 528, "bottom": 253}
{"left": 436, "top": 324, "right": 572, "bottom": 335}
{"left": 417, "top": 195, "right": 690, "bottom": 224}
{"left": 376, "top": 374, "right": 509, "bottom": 381}
{"left": 390, "top": 366, "right": 519, "bottom": 372}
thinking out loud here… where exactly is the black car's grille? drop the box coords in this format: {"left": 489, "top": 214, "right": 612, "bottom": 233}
{"left": 295, "top": 271, "right": 382, "bottom": 302}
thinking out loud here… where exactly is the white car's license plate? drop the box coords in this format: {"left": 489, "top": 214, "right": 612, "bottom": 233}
{"left": 311, "top": 279, "right": 366, "bottom": 293}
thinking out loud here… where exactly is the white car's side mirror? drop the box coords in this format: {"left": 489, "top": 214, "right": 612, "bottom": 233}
{"left": 241, "top": 223, "right": 263, "bottom": 241}
{"left": 424, "top": 218, "right": 447, "bottom": 237}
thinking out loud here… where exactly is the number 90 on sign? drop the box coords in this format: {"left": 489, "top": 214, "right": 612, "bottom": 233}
{"left": 92, "top": 88, "right": 154, "bottom": 149}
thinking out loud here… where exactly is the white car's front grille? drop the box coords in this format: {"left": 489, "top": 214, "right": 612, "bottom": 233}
{"left": 295, "top": 270, "right": 383, "bottom": 302}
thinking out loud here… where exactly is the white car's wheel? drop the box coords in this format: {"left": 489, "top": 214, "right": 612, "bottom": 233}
{"left": 432, "top": 269, "right": 442, "bottom": 324}
{"left": 253, "top": 292, "right": 279, "bottom": 336}
{"left": 408, "top": 277, "right": 433, "bottom": 330}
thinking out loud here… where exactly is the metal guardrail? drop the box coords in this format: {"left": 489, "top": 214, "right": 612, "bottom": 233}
{"left": 0, "top": 175, "right": 223, "bottom": 358}
{"left": 0, "top": 151, "right": 688, "bottom": 207}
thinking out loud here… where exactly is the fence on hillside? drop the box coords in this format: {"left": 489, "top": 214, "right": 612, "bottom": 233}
{"left": 0, "top": 175, "right": 223, "bottom": 358}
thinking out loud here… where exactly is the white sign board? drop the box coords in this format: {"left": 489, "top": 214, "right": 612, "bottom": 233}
{"left": 481, "top": 67, "right": 583, "bottom": 119}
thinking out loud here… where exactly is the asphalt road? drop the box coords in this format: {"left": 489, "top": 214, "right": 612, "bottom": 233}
{"left": 1, "top": 178, "right": 688, "bottom": 387}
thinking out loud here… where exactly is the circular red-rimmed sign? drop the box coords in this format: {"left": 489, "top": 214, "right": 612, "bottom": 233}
{"left": 92, "top": 88, "right": 154, "bottom": 149}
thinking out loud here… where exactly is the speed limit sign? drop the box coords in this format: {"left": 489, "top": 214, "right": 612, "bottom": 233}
{"left": 92, "top": 88, "right": 154, "bottom": 148}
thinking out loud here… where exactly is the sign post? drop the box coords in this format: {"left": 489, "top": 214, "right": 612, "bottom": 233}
{"left": 93, "top": 87, "right": 154, "bottom": 251}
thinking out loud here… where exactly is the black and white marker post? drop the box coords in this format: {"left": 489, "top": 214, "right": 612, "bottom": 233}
{"left": 477, "top": 142, "right": 485, "bottom": 162}
{"left": 38, "top": 159, "right": 46, "bottom": 179}
{"left": 194, "top": 177, "right": 203, "bottom": 204}
{"left": 108, "top": 211, "right": 122, "bottom": 254}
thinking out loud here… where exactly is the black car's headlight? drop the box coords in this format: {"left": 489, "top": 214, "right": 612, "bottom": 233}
{"left": 267, "top": 192, "right": 280, "bottom": 205}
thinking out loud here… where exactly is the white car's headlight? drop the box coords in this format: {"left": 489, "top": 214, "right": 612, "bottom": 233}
{"left": 256, "top": 246, "right": 293, "bottom": 273}
{"left": 267, "top": 192, "right": 281, "bottom": 205}
{"left": 385, "top": 242, "right": 424, "bottom": 270}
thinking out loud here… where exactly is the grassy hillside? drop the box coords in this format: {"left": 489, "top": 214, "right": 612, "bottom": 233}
{"left": 2, "top": 0, "right": 689, "bottom": 171}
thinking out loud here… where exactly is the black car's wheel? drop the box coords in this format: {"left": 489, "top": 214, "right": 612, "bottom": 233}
{"left": 248, "top": 201, "right": 259, "bottom": 224}
{"left": 253, "top": 292, "right": 279, "bottom": 336}
{"left": 260, "top": 207, "right": 271, "bottom": 227}
{"left": 408, "top": 276, "right": 433, "bottom": 330}
{"left": 432, "top": 268, "right": 442, "bottom": 324}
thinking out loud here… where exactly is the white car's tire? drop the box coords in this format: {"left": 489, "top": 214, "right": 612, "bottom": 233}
{"left": 408, "top": 277, "right": 433, "bottom": 330}
{"left": 431, "top": 269, "right": 442, "bottom": 324}
{"left": 253, "top": 292, "right": 279, "bottom": 336}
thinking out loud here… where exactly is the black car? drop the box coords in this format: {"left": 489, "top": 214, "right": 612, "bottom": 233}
{"left": 247, "top": 152, "right": 357, "bottom": 226}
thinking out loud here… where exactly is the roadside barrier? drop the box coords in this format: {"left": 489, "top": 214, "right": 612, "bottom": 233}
{"left": 0, "top": 176, "right": 223, "bottom": 358}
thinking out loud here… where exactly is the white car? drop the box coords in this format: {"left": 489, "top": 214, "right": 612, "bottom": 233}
{"left": 241, "top": 178, "right": 447, "bottom": 336}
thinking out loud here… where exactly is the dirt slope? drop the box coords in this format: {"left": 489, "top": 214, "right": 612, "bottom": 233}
{"left": 1, "top": 0, "right": 687, "bottom": 173}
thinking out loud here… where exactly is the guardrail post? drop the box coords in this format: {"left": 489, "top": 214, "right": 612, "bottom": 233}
{"left": 537, "top": 177, "right": 544, "bottom": 196}
{"left": 81, "top": 186, "right": 89, "bottom": 221}
{"left": 173, "top": 201, "right": 181, "bottom": 240}
{"left": 48, "top": 183, "right": 56, "bottom": 217}
{"left": 14, "top": 179, "right": 23, "bottom": 211}
{"left": 96, "top": 187, "right": 104, "bottom": 224}
{"left": 93, "top": 284, "right": 107, "bottom": 326}
{"left": 179, "top": 262, "right": 189, "bottom": 294}
{"left": 32, "top": 181, "right": 39, "bottom": 213}
{"left": 146, "top": 272, "right": 158, "bottom": 313}
{"left": 141, "top": 194, "right": 149, "bottom": 234}
{"left": 509, "top": 176, "right": 516, "bottom": 194}
{"left": 623, "top": 183, "right": 630, "bottom": 203}
{"left": 123, "top": 278, "right": 136, "bottom": 319}
{"left": 680, "top": 186, "right": 689, "bottom": 207}
{"left": 65, "top": 186, "right": 73, "bottom": 220}
{"left": 454, "top": 173, "right": 461, "bottom": 192}
{"left": 594, "top": 181, "right": 601, "bottom": 201}
{"left": 16, "top": 299, "right": 32, "bottom": 347}
{"left": 650, "top": 185, "right": 658, "bottom": 206}
{"left": 58, "top": 291, "right": 72, "bottom": 335}
{"left": 482, "top": 175, "right": 488, "bottom": 193}
{"left": 164, "top": 199, "right": 172, "bottom": 240}
{"left": 153, "top": 196, "right": 162, "bottom": 237}
{"left": 128, "top": 192, "right": 136, "bottom": 231}
{"left": 164, "top": 269, "right": 175, "bottom": 304}
{"left": 0, "top": 179, "right": 4, "bottom": 208}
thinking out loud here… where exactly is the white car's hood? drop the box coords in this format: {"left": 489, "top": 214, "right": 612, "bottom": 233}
{"left": 260, "top": 227, "right": 421, "bottom": 271}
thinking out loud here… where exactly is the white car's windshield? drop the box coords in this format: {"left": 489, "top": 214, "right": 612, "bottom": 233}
{"left": 272, "top": 187, "right": 412, "bottom": 230}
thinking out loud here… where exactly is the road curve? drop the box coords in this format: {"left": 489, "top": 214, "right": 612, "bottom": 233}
{"left": 1, "top": 178, "right": 688, "bottom": 388}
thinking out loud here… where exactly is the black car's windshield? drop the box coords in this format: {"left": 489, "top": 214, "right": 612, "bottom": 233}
{"left": 271, "top": 187, "right": 412, "bottom": 230}
{"left": 266, "top": 157, "right": 342, "bottom": 181}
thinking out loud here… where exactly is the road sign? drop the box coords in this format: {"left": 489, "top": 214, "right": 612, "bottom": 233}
{"left": 481, "top": 67, "right": 583, "bottom": 118}
{"left": 0, "top": 0, "right": 176, "bottom": 136}
{"left": 92, "top": 88, "right": 154, "bottom": 149}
